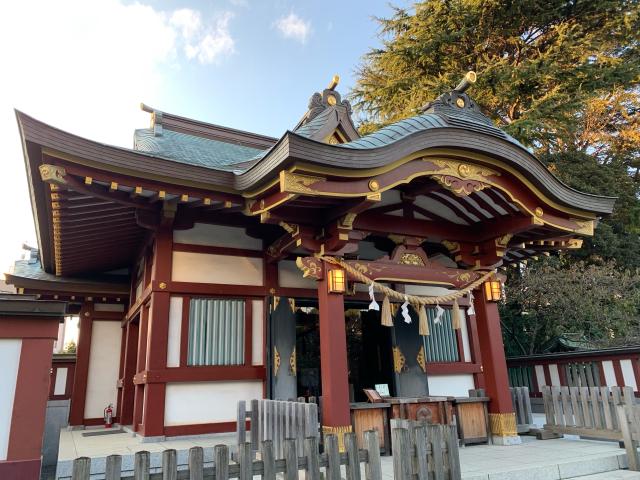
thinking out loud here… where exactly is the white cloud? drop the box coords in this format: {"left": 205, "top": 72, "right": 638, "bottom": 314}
{"left": 173, "top": 9, "right": 235, "bottom": 64}
{"left": 274, "top": 13, "right": 311, "bottom": 44}
{"left": 0, "top": 0, "right": 236, "bottom": 273}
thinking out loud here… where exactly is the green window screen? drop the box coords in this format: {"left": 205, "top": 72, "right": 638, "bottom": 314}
{"left": 423, "top": 307, "right": 460, "bottom": 363}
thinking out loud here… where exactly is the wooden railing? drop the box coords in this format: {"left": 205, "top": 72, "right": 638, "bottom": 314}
{"left": 509, "top": 386, "right": 533, "bottom": 432}
{"left": 617, "top": 404, "right": 640, "bottom": 471}
{"left": 237, "top": 399, "right": 319, "bottom": 457}
{"left": 542, "top": 385, "right": 635, "bottom": 440}
{"left": 68, "top": 423, "right": 463, "bottom": 480}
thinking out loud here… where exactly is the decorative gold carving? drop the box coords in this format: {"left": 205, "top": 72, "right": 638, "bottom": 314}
{"left": 289, "top": 346, "right": 297, "bottom": 376}
{"left": 400, "top": 253, "right": 425, "bottom": 266}
{"left": 572, "top": 219, "right": 595, "bottom": 236}
{"left": 279, "top": 221, "right": 299, "bottom": 236}
{"left": 368, "top": 179, "right": 380, "bottom": 192}
{"left": 535, "top": 207, "right": 544, "bottom": 217}
{"left": 430, "top": 159, "right": 499, "bottom": 196}
{"left": 296, "top": 257, "right": 323, "bottom": 279}
{"left": 442, "top": 240, "right": 461, "bottom": 253}
{"left": 495, "top": 234, "right": 513, "bottom": 248}
{"left": 338, "top": 212, "right": 357, "bottom": 229}
{"left": 159, "top": 282, "right": 167, "bottom": 290}
{"left": 566, "top": 238, "right": 584, "bottom": 249}
{"left": 393, "top": 346, "right": 406, "bottom": 373}
{"left": 273, "top": 296, "right": 281, "bottom": 311}
{"left": 327, "top": 94, "right": 337, "bottom": 106}
{"left": 39, "top": 164, "right": 67, "bottom": 184}
{"left": 288, "top": 298, "right": 296, "bottom": 313}
{"left": 322, "top": 425, "right": 352, "bottom": 452}
{"left": 456, "top": 97, "right": 465, "bottom": 108}
{"left": 328, "top": 135, "right": 339, "bottom": 145}
{"left": 488, "top": 412, "right": 518, "bottom": 437}
{"left": 417, "top": 345, "right": 427, "bottom": 373}
{"left": 280, "top": 171, "right": 325, "bottom": 195}
{"left": 273, "top": 347, "right": 281, "bottom": 376}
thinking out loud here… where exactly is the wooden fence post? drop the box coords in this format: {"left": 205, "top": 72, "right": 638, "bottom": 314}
{"left": 392, "top": 428, "right": 412, "bottom": 480}
{"left": 304, "top": 436, "right": 321, "bottom": 480}
{"left": 105, "top": 454, "right": 122, "bottom": 480}
{"left": 134, "top": 451, "right": 150, "bottom": 480}
{"left": 188, "top": 446, "right": 203, "bottom": 480}
{"left": 238, "top": 442, "right": 252, "bottom": 480}
{"left": 214, "top": 444, "right": 229, "bottom": 480}
{"left": 411, "top": 424, "right": 428, "bottom": 480}
{"left": 617, "top": 405, "right": 640, "bottom": 471}
{"left": 262, "top": 440, "right": 276, "bottom": 480}
{"left": 72, "top": 457, "right": 91, "bottom": 480}
{"left": 162, "top": 449, "right": 177, "bottom": 480}
{"left": 325, "top": 434, "right": 341, "bottom": 480}
{"left": 284, "top": 438, "right": 298, "bottom": 480}
{"left": 344, "top": 432, "right": 361, "bottom": 480}
{"left": 363, "top": 430, "right": 382, "bottom": 480}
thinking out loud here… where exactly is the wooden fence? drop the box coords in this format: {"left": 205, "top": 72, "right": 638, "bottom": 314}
{"left": 509, "top": 386, "right": 533, "bottom": 432}
{"left": 236, "top": 399, "right": 319, "bottom": 457}
{"left": 69, "top": 424, "right": 462, "bottom": 480}
{"left": 542, "top": 385, "right": 635, "bottom": 440}
{"left": 617, "top": 404, "right": 640, "bottom": 471}
{"left": 391, "top": 420, "right": 461, "bottom": 480}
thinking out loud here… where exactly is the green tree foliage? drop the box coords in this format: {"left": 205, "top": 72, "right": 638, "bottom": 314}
{"left": 501, "top": 257, "right": 640, "bottom": 356}
{"left": 352, "top": 0, "right": 640, "bottom": 352}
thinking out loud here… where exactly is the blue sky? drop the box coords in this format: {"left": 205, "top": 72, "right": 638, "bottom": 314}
{"left": 0, "top": 0, "right": 408, "bottom": 273}
{"left": 138, "top": 0, "right": 400, "bottom": 137}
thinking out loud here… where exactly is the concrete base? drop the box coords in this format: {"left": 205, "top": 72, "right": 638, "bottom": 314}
{"left": 491, "top": 434, "right": 523, "bottom": 445}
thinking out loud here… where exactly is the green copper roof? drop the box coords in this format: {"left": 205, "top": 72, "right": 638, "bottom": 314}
{"left": 337, "top": 111, "right": 530, "bottom": 152}
{"left": 134, "top": 128, "right": 266, "bottom": 172}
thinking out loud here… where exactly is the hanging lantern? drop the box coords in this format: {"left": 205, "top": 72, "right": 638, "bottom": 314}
{"left": 484, "top": 280, "right": 502, "bottom": 302}
{"left": 327, "top": 268, "right": 346, "bottom": 293}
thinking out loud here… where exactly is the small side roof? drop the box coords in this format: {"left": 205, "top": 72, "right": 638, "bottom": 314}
{"left": 0, "top": 293, "right": 66, "bottom": 317}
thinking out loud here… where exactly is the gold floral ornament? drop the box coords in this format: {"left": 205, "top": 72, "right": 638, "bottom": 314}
{"left": 399, "top": 253, "right": 425, "bottom": 266}
{"left": 393, "top": 346, "right": 407, "bottom": 373}
{"left": 429, "top": 159, "right": 499, "bottom": 197}
{"left": 417, "top": 345, "right": 427, "bottom": 373}
{"left": 273, "top": 346, "right": 281, "bottom": 376}
{"left": 289, "top": 346, "right": 297, "bottom": 376}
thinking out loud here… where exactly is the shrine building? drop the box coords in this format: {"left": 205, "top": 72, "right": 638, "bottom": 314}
{"left": 5, "top": 73, "right": 615, "bottom": 447}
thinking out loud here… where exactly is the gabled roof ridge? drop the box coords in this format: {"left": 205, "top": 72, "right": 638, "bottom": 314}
{"left": 140, "top": 103, "right": 277, "bottom": 150}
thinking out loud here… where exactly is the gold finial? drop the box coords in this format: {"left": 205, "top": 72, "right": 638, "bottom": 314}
{"left": 454, "top": 71, "right": 477, "bottom": 93}
{"left": 328, "top": 74, "right": 340, "bottom": 90}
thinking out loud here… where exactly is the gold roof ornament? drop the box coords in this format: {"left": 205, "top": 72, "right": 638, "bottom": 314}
{"left": 328, "top": 74, "right": 340, "bottom": 91}
{"left": 454, "top": 71, "right": 477, "bottom": 93}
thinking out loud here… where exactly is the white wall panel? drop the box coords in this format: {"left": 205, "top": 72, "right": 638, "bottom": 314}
{"left": 54, "top": 367, "right": 68, "bottom": 396}
{"left": 252, "top": 300, "right": 264, "bottom": 366}
{"left": 535, "top": 365, "right": 546, "bottom": 388}
{"left": 602, "top": 360, "right": 617, "bottom": 386}
{"left": 172, "top": 252, "right": 263, "bottom": 285}
{"left": 167, "top": 297, "right": 183, "bottom": 368}
{"left": 164, "top": 381, "right": 263, "bottom": 425}
{"left": 549, "top": 364, "right": 561, "bottom": 386}
{"left": 278, "top": 261, "right": 316, "bottom": 289}
{"left": 174, "top": 223, "right": 262, "bottom": 250}
{"left": 427, "top": 374, "right": 475, "bottom": 397}
{"left": 0, "top": 339, "right": 21, "bottom": 461}
{"left": 85, "top": 321, "right": 121, "bottom": 418}
{"left": 620, "top": 359, "right": 637, "bottom": 391}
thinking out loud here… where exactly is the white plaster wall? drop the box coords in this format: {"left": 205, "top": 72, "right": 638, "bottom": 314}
{"left": 620, "top": 359, "right": 637, "bottom": 390}
{"left": 164, "top": 381, "right": 263, "bottom": 425}
{"left": 174, "top": 223, "right": 262, "bottom": 250}
{"left": 94, "top": 303, "right": 125, "bottom": 312}
{"left": 54, "top": 367, "right": 68, "bottom": 396}
{"left": 549, "top": 364, "right": 561, "bottom": 386}
{"left": 535, "top": 365, "right": 546, "bottom": 388}
{"left": 135, "top": 281, "right": 143, "bottom": 301}
{"left": 602, "top": 360, "right": 617, "bottom": 387}
{"left": 278, "top": 260, "right": 317, "bottom": 289}
{"left": 458, "top": 306, "right": 471, "bottom": 362}
{"left": 167, "top": 297, "right": 183, "bottom": 368}
{"left": 0, "top": 339, "right": 22, "bottom": 461}
{"left": 251, "top": 300, "right": 264, "bottom": 366}
{"left": 172, "top": 252, "right": 263, "bottom": 285}
{"left": 427, "top": 374, "right": 475, "bottom": 397}
{"left": 85, "top": 321, "right": 121, "bottom": 418}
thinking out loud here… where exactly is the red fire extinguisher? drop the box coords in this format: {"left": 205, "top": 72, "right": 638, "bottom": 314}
{"left": 104, "top": 404, "right": 113, "bottom": 429}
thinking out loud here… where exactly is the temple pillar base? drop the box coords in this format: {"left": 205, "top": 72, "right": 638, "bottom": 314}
{"left": 489, "top": 412, "right": 521, "bottom": 445}
{"left": 322, "top": 425, "right": 352, "bottom": 452}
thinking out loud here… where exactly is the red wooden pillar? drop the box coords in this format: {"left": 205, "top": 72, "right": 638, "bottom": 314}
{"left": 68, "top": 301, "right": 93, "bottom": 426}
{"left": 140, "top": 228, "right": 172, "bottom": 438}
{"left": 474, "top": 286, "right": 520, "bottom": 445}
{"left": 317, "top": 262, "right": 351, "bottom": 450}
{"left": 118, "top": 322, "right": 138, "bottom": 426}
